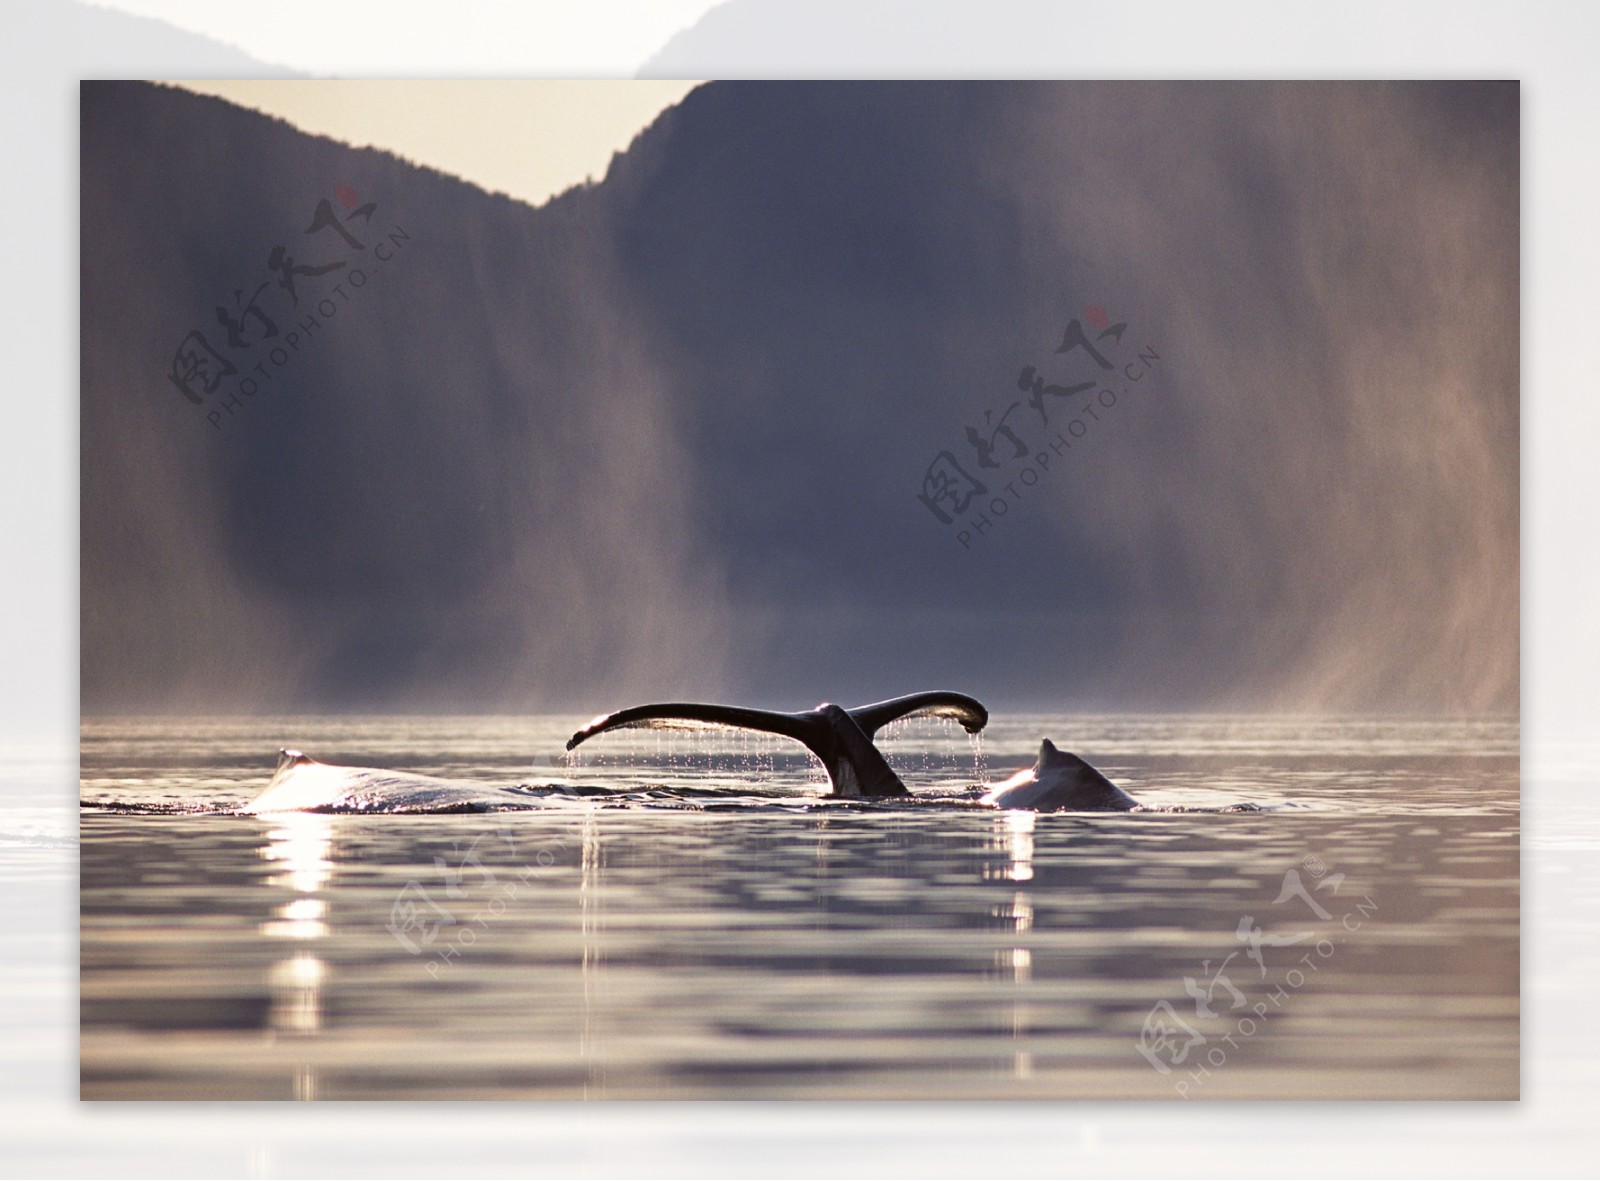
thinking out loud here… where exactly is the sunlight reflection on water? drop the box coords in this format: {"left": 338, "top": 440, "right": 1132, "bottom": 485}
{"left": 80, "top": 714, "right": 1519, "bottom": 1099}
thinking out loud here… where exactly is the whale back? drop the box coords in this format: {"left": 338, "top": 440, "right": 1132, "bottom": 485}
{"left": 244, "top": 749, "right": 503, "bottom": 813}
{"left": 982, "top": 739, "right": 1139, "bottom": 811}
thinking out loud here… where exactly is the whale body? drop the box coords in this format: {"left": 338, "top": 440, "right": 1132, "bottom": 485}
{"left": 243, "top": 749, "right": 507, "bottom": 813}
{"left": 982, "top": 739, "right": 1139, "bottom": 811}
{"left": 566, "top": 690, "right": 988, "bottom": 797}
{"left": 247, "top": 700, "right": 1157, "bottom": 814}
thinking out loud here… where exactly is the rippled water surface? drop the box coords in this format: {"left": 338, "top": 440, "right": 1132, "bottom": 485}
{"left": 80, "top": 714, "right": 1518, "bottom": 1099}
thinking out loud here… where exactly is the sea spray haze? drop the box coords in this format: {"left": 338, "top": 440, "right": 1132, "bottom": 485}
{"left": 80, "top": 82, "right": 734, "bottom": 714}
{"left": 81, "top": 81, "right": 1515, "bottom": 716}
{"left": 975, "top": 82, "right": 1517, "bottom": 711}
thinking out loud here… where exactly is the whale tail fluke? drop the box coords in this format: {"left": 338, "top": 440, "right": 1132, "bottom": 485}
{"left": 845, "top": 691, "right": 988, "bottom": 738}
{"left": 565, "top": 702, "right": 814, "bottom": 751}
{"left": 563, "top": 691, "right": 988, "bottom": 798}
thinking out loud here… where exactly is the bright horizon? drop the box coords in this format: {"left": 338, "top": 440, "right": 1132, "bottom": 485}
{"left": 168, "top": 79, "right": 704, "bottom": 208}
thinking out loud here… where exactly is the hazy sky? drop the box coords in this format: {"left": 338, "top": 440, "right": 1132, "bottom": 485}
{"left": 170, "top": 80, "right": 703, "bottom": 207}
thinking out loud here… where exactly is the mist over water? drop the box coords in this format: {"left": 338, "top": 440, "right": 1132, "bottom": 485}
{"left": 977, "top": 82, "right": 1519, "bottom": 710}
{"left": 81, "top": 84, "right": 736, "bottom": 713}
{"left": 80, "top": 81, "right": 1517, "bottom": 715}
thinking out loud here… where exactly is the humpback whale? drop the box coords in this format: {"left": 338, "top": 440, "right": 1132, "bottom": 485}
{"left": 243, "top": 749, "right": 505, "bottom": 813}
{"left": 982, "top": 739, "right": 1139, "bottom": 811}
{"left": 565, "top": 690, "right": 988, "bottom": 797}
{"left": 243, "top": 699, "right": 1148, "bottom": 814}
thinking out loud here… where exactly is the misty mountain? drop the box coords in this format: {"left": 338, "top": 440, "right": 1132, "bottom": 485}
{"left": 81, "top": 80, "right": 1518, "bottom": 713}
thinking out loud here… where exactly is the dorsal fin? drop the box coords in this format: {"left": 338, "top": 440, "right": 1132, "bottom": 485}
{"left": 275, "top": 748, "right": 315, "bottom": 775}
{"left": 1037, "top": 738, "right": 1060, "bottom": 764}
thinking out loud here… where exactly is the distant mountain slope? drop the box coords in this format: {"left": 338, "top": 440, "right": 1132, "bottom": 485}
{"left": 81, "top": 80, "right": 1518, "bottom": 713}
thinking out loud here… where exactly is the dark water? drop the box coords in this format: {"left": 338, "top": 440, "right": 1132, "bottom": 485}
{"left": 79, "top": 714, "right": 1518, "bottom": 1099}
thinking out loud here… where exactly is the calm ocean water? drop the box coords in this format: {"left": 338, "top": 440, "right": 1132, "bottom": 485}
{"left": 79, "top": 714, "right": 1518, "bottom": 1100}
